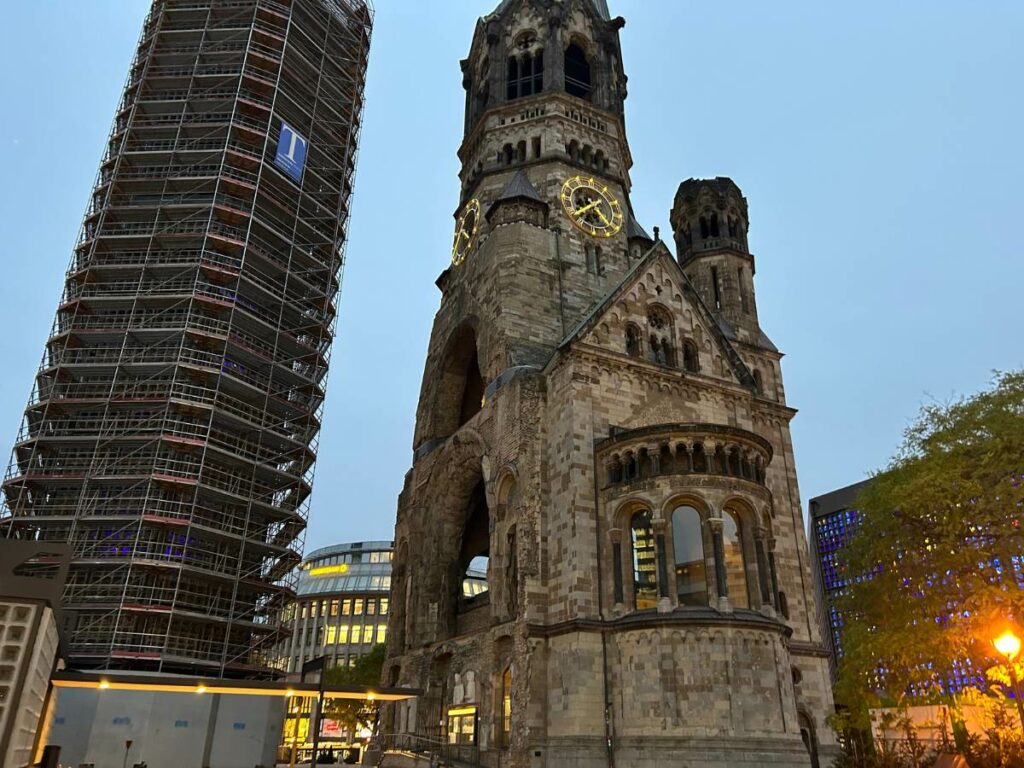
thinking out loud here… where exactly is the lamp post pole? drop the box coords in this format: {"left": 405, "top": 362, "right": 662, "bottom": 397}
{"left": 994, "top": 630, "right": 1024, "bottom": 733}
{"left": 1008, "top": 663, "right": 1024, "bottom": 734}
{"left": 304, "top": 656, "right": 327, "bottom": 766}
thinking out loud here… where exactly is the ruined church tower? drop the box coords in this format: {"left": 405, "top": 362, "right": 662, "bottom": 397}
{"left": 384, "top": 2, "right": 837, "bottom": 766}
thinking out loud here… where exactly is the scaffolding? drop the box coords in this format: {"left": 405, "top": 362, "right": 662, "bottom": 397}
{"left": 1, "top": 0, "right": 372, "bottom": 679}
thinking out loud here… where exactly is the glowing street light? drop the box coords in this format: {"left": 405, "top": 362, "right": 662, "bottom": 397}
{"left": 993, "top": 629, "right": 1024, "bottom": 732}
{"left": 995, "top": 630, "right": 1022, "bottom": 662}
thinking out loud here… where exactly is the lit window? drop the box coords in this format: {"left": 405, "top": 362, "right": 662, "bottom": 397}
{"left": 325, "top": 625, "right": 337, "bottom": 645}
{"left": 631, "top": 510, "right": 658, "bottom": 609}
{"left": 353, "top": 599, "right": 364, "bottom": 616}
{"left": 330, "top": 600, "right": 339, "bottom": 617}
{"left": 337, "top": 625, "right": 349, "bottom": 645}
{"left": 376, "top": 625, "right": 387, "bottom": 644}
{"left": 501, "top": 666, "right": 512, "bottom": 748}
{"left": 672, "top": 505, "right": 708, "bottom": 607}
{"left": 342, "top": 600, "right": 351, "bottom": 616}
{"left": 367, "top": 600, "right": 377, "bottom": 615}
{"left": 723, "top": 511, "right": 749, "bottom": 609}
{"left": 380, "top": 598, "right": 389, "bottom": 615}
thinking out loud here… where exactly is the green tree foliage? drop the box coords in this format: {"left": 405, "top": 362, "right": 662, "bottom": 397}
{"left": 834, "top": 371, "right": 1024, "bottom": 721}
{"left": 321, "top": 644, "right": 386, "bottom": 734}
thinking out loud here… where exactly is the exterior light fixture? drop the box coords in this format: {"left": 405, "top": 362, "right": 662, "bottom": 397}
{"left": 98, "top": 680, "right": 110, "bottom": 690}
{"left": 995, "top": 630, "right": 1022, "bottom": 662}
{"left": 993, "top": 628, "right": 1024, "bottom": 732}
{"left": 196, "top": 684, "right": 207, "bottom": 694}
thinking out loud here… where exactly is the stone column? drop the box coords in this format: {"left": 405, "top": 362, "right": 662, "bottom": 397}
{"left": 707, "top": 516, "right": 729, "bottom": 612}
{"left": 648, "top": 445, "right": 661, "bottom": 476}
{"left": 754, "top": 528, "right": 774, "bottom": 613}
{"left": 545, "top": 9, "right": 565, "bottom": 92}
{"left": 653, "top": 518, "right": 671, "bottom": 613}
{"left": 609, "top": 528, "right": 624, "bottom": 611}
{"left": 767, "top": 536, "right": 781, "bottom": 613}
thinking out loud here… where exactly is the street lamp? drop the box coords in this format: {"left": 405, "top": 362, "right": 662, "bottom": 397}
{"left": 993, "top": 629, "right": 1024, "bottom": 731}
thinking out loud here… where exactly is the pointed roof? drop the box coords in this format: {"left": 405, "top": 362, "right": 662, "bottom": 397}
{"left": 626, "top": 211, "right": 653, "bottom": 242}
{"left": 486, "top": 170, "right": 547, "bottom": 221}
{"left": 497, "top": 169, "right": 543, "bottom": 203}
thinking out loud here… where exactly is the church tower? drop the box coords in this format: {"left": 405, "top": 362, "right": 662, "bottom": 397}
{"left": 384, "top": 2, "right": 837, "bottom": 767}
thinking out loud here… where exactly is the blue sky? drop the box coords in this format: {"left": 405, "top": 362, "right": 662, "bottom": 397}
{"left": 1, "top": 2, "right": 1021, "bottom": 553}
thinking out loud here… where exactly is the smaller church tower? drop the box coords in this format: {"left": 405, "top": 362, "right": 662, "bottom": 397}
{"left": 671, "top": 178, "right": 762, "bottom": 345}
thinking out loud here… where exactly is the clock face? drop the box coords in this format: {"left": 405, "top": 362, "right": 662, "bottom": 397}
{"left": 561, "top": 176, "right": 624, "bottom": 238}
{"left": 451, "top": 199, "right": 481, "bottom": 266}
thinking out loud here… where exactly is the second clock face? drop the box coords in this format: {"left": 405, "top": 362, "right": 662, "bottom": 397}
{"left": 451, "top": 198, "right": 481, "bottom": 266}
{"left": 561, "top": 176, "right": 624, "bottom": 238}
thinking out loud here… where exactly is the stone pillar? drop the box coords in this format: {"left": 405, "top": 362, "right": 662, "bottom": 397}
{"left": 707, "top": 516, "right": 729, "bottom": 612}
{"left": 610, "top": 528, "right": 624, "bottom": 610}
{"left": 545, "top": 9, "right": 565, "bottom": 92}
{"left": 653, "top": 519, "right": 671, "bottom": 613}
{"left": 754, "top": 528, "right": 774, "bottom": 613}
{"left": 648, "top": 445, "right": 661, "bottom": 476}
{"left": 767, "top": 536, "right": 781, "bottom": 613}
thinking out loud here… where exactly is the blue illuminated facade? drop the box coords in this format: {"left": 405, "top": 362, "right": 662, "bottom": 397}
{"left": 808, "top": 480, "right": 1003, "bottom": 695}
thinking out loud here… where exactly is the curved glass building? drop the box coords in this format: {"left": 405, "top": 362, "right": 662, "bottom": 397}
{"left": 275, "top": 540, "right": 394, "bottom": 673}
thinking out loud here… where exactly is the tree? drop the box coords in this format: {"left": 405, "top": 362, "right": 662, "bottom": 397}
{"left": 321, "top": 644, "right": 387, "bottom": 737}
{"left": 834, "top": 370, "right": 1024, "bottom": 723}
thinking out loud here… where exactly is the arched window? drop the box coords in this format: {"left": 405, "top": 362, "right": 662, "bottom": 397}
{"left": 692, "top": 443, "right": 707, "bottom": 472}
{"left": 710, "top": 212, "right": 720, "bottom": 237}
{"left": 672, "top": 505, "right": 708, "bottom": 606}
{"left": 625, "top": 324, "right": 642, "bottom": 358}
{"left": 699, "top": 216, "right": 709, "bottom": 239}
{"left": 564, "top": 43, "right": 592, "bottom": 99}
{"left": 506, "top": 56, "right": 518, "bottom": 100}
{"left": 722, "top": 511, "right": 749, "bottom": 609}
{"left": 459, "top": 481, "right": 491, "bottom": 612}
{"left": 682, "top": 340, "right": 700, "bottom": 373}
{"left": 507, "top": 51, "right": 544, "bottom": 100}
{"left": 753, "top": 368, "right": 763, "bottom": 394}
{"left": 630, "top": 510, "right": 658, "bottom": 609}
{"left": 500, "top": 665, "right": 512, "bottom": 748}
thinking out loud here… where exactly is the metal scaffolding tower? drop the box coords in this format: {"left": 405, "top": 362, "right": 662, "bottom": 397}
{"left": 1, "top": 0, "right": 372, "bottom": 678}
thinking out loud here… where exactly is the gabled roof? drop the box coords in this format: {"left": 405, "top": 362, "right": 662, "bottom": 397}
{"left": 554, "top": 241, "right": 758, "bottom": 390}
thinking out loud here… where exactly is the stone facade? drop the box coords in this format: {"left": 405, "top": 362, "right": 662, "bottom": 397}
{"left": 383, "top": 2, "right": 837, "bottom": 767}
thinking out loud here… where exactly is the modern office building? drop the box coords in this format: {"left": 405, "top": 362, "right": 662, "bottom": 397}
{"left": 0, "top": 0, "right": 372, "bottom": 678}
{"left": 807, "top": 480, "right": 872, "bottom": 681}
{"left": 808, "top": 480, "right": 993, "bottom": 695}
{"left": 273, "top": 539, "right": 488, "bottom": 673}
{"left": 274, "top": 540, "right": 394, "bottom": 674}
{"left": 0, "top": 541, "right": 70, "bottom": 768}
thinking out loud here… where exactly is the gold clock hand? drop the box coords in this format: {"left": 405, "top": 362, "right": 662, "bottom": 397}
{"left": 574, "top": 199, "right": 600, "bottom": 217}
{"left": 594, "top": 207, "right": 611, "bottom": 225}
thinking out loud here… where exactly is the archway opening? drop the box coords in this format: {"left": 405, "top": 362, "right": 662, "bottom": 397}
{"left": 564, "top": 43, "right": 592, "bottom": 99}
{"left": 458, "top": 480, "right": 490, "bottom": 611}
{"left": 434, "top": 325, "right": 484, "bottom": 438}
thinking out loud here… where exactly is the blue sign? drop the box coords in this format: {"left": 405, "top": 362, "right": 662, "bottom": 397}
{"left": 274, "top": 121, "right": 307, "bottom": 183}
{"left": 233, "top": 722, "right": 247, "bottom": 731}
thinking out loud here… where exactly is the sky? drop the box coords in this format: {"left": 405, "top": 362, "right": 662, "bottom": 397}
{"left": 0, "top": 2, "right": 1021, "bottom": 555}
